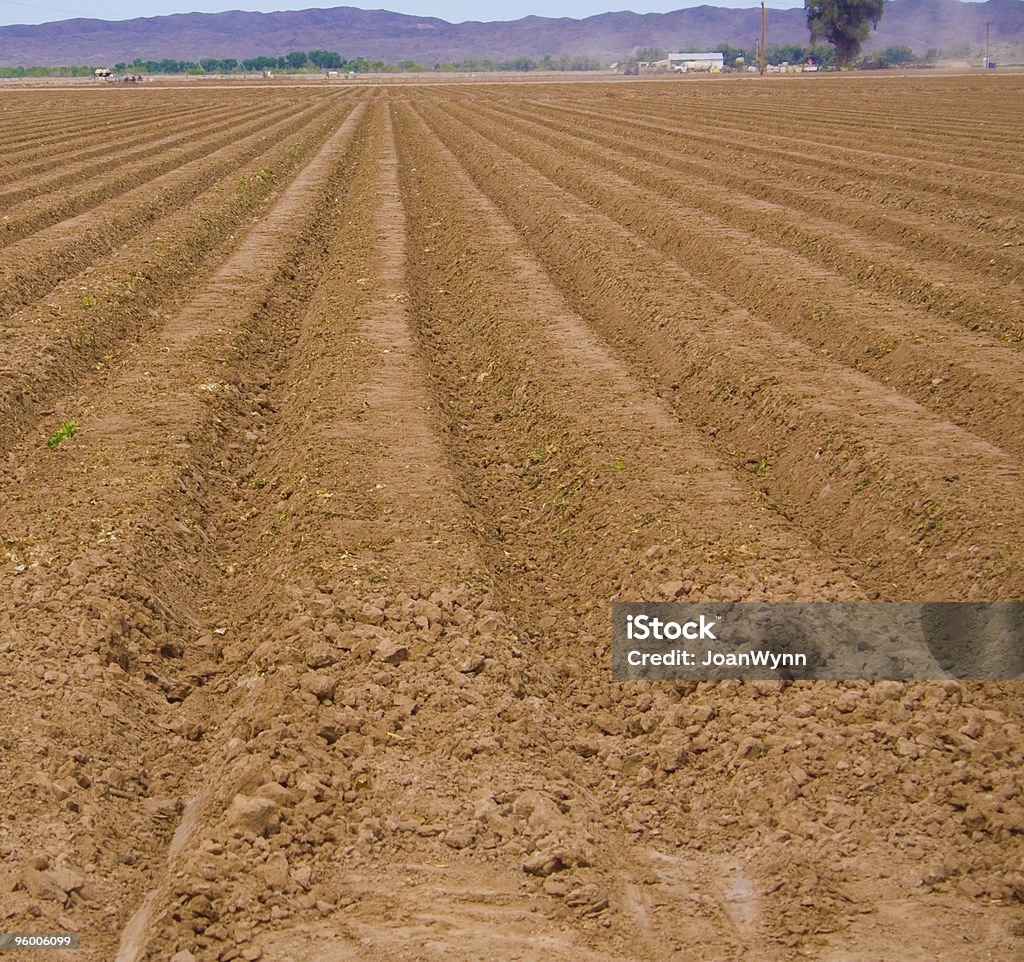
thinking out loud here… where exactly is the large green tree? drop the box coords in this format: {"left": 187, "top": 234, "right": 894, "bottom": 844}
{"left": 806, "top": 0, "right": 885, "bottom": 67}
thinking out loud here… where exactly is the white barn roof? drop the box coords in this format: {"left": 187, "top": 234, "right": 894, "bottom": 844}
{"left": 669, "top": 52, "right": 725, "bottom": 61}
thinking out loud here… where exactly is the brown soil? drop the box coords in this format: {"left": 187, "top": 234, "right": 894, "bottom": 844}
{"left": 0, "top": 75, "right": 1021, "bottom": 962}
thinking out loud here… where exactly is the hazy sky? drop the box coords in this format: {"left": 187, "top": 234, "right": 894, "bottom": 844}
{"left": 0, "top": 0, "right": 814, "bottom": 28}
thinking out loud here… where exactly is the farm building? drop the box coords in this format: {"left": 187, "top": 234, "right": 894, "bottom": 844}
{"left": 669, "top": 52, "right": 725, "bottom": 72}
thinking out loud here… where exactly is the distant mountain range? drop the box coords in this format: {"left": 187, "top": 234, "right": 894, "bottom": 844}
{"left": 0, "top": 0, "right": 1021, "bottom": 67}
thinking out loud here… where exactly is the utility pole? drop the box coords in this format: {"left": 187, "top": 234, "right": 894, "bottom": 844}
{"left": 985, "top": 20, "right": 992, "bottom": 68}
{"left": 760, "top": 0, "right": 766, "bottom": 76}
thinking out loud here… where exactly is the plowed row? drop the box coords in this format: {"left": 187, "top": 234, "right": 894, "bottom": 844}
{"left": 0, "top": 76, "right": 1021, "bottom": 962}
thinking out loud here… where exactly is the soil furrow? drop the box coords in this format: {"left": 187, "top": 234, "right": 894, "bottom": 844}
{"left": 0, "top": 103, "right": 203, "bottom": 169}
{"left": 0, "top": 100, "right": 371, "bottom": 962}
{"left": 0, "top": 102, "right": 355, "bottom": 464}
{"left": 592, "top": 83, "right": 1024, "bottom": 175}
{"left": 437, "top": 98, "right": 1024, "bottom": 456}
{"left": 397, "top": 95, "right": 873, "bottom": 957}
{"left": 0, "top": 97, "right": 330, "bottom": 250}
{"left": 530, "top": 96, "right": 1024, "bottom": 229}
{"left": 391, "top": 96, "right": 1020, "bottom": 960}
{"left": 0, "top": 101, "right": 226, "bottom": 188}
{"left": 0, "top": 98, "right": 338, "bottom": 327}
{"left": 118, "top": 101, "right": 603, "bottom": 962}
{"left": 606, "top": 81, "right": 1024, "bottom": 134}
{"left": 1, "top": 78, "right": 1021, "bottom": 962}
{"left": 0, "top": 100, "right": 279, "bottom": 211}
{"left": 492, "top": 98, "right": 1024, "bottom": 285}
{"left": 412, "top": 98, "right": 1024, "bottom": 600}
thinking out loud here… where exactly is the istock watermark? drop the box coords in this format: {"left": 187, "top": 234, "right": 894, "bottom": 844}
{"left": 612, "top": 602, "right": 1024, "bottom": 681}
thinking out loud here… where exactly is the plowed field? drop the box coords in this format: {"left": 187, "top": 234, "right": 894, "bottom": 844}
{"left": 1, "top": 76, "right": 1022, "bottom": 962}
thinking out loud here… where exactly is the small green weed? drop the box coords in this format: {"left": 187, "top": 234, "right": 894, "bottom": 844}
{"left": 47, "top": 419, "right": 77, "bottom": 449}
{"left": 526, "top": 449, "right": 548, "bottom": 467}
{"left": 612, "top": 457, "right": 626, "bottom": 471}
{"left": 81, "top": 295, "right": 96, "bottom": 308}
{"left": 866, "top": 335, "right": 896, "bottom": 357}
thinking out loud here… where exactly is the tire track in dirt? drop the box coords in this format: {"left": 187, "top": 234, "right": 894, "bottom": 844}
{"left": 412, "top": 98, "right": 1024, "bottom": 600}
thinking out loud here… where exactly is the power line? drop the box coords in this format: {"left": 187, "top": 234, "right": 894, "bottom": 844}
{"left": 0, "top": 0, "right": 86, "bottom": 19}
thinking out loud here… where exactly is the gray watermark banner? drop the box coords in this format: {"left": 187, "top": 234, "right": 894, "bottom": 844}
{"left": 612, "top": 602, "right": 1024, "bottom": 681}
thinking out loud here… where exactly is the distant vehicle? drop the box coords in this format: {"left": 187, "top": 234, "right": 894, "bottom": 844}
{"left": 94, "top": 67, "right": 112, "bottom": 79}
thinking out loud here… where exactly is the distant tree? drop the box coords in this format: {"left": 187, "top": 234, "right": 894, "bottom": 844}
{"left": 285, "top": 50, "right": 308, "bottom": 69}
{"left": 221, "top": 58, "right": 238, "bottom": 71}
{"left": 242, "top": 55, "right": 277, "bottom": 72}
{"left": 876, "top": 44, "right": 918, "bottom": 66}
{"left": 200, "top": 57, "right": 221, "bottom": 72}
{"left": 805, "top": 0, "right": 885, "bottom": 68}
{"left": 635, "top": 46, "right": 667, "bottom": 63}
{"left": 504, "top": 56, "right": 536, "bottom": 71}
{"left": 765, "top": 42, "right": 807, "bottom": 64}
{"left": 308, "top": 49, "right": 343, "bottom": 69}
{"left": 114, "top": 61, "right": 126, "bottom": 71}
